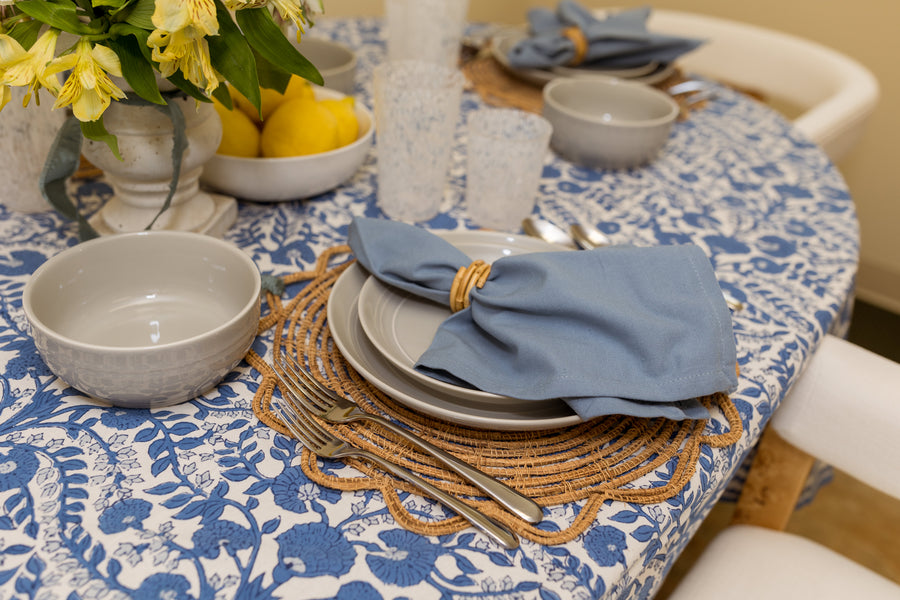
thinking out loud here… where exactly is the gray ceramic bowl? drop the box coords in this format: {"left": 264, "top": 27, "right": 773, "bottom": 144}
{"left": 295, "top": 36, "right": 357, "bottom": 95}
{"left": 23, "top": 232, "right": 261, "bottom": 408}
{"left": 542, "top": 77, "right": 679, "bottom": 169}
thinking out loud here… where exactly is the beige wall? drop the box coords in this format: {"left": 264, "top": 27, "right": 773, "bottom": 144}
{"left": 325, "top": 0, "right": 900, "bottom": 312}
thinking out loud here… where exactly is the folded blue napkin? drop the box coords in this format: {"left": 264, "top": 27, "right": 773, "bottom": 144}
{"left": 508, "top": 2, "right": 704, "bottom": 70}
{"left": 347, "top": 218, "right": 737, "bottom": 421}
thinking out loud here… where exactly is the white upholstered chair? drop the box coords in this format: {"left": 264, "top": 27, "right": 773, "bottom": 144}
{"left": 648, "top": 10, "right": 880, "bottom": 163}
{"left": 666, "top": 335, "right": 900, "bottom": 599}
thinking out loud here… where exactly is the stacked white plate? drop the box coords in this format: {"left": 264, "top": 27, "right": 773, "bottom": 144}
{"left": 327, "top": 230, "right": 582, "bottom": 430}
{"left": 490, "top": 26, "right": 677, "bottom": 87}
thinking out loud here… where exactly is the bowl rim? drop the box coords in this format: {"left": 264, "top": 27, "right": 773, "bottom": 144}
{"left": 22, "top": 230, "right": 262, "bottom": 354}
{"left": 296, "top": 36, "right": 358, "bottom": 75}
{"left": 211, "top": 86, "right": 374, "bottom": 164}
{"left": 542, "top": 76, "right": 680, "bottom": 128}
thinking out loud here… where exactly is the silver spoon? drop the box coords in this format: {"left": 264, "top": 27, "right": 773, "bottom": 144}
{"left": 570, "top": 223, "right": 612, "bottom": 249}
{"left": 665, "top": 80, "right": 710, "bottom": 96}
{"left": 522, "top": 217, "right": 577, "bottom": 248}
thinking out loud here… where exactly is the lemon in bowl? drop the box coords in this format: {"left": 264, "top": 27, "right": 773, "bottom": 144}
{"left": 201, "top": 86, "right": 373, "bottom": 202}
{"left": 260, "top": 97, "right": 340, "bottom": 157}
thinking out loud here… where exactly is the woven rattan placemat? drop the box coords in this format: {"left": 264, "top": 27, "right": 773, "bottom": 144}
{"left": 249, "top": 246, "right": 742, "bottom": 545}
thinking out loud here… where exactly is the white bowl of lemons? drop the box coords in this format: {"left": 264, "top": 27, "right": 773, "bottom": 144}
{"left": 201, "top": 79, "right": 373, "bottom": 202}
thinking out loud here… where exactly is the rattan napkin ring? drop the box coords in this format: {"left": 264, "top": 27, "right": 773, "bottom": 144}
{"left": 449, "top": 259, "right": 491, "bottom": 312}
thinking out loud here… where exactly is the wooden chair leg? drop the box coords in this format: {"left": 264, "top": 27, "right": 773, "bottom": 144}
{"left": 732, "top": 425, "right": 816, "bottom": 530}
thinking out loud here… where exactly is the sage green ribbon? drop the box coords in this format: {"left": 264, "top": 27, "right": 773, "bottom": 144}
{"left": 39, "top": 93, "right": 188, "bottom": 241}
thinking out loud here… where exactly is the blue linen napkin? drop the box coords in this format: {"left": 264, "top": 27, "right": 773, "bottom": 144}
{"left": 507, "top": 2, "right": 704, "bottom": 70}
{"left": 347, "top": 218, "right": 737, "bottom": 421}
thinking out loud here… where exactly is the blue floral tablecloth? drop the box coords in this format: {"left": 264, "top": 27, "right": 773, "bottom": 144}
{"left": 0, "top": 17, "right": 857, "bottom": 600}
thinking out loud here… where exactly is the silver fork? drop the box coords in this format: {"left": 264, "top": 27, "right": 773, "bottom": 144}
{"left": 271, "top": 372, "right": 520, "bottom": 549}
{"left": 277, "top": 353, "right": 544, "bottom": 524}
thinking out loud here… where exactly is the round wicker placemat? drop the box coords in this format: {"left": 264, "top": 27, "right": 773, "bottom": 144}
{"left": 248, "top": 245, "right": 742, "bottom": 545}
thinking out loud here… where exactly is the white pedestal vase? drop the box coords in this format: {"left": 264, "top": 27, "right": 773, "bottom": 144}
{"left": 80, "top": 95, "right": 236, "bottom": 237}
{"left": 1, "top": 87, "right": 67, "bottom": 213}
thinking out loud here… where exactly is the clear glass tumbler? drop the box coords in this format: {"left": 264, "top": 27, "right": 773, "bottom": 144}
{"left": 374, "top": 60, "right": 464, "bottom": 223}
{"left": 465, "top": 108, "right": 553, "bottom": 231}
{"left": 385, "top": 0, "right": 470, "bottom": 68}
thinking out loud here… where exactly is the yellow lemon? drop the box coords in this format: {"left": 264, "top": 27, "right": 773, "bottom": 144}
{"left": 231, "top": 77, "right": 315, "bottom": 124}
{"left": 260, "top": 98, "right": 340, "bottom": 157}
{"left": 213, "top": 100, "right": 261, "bottom": 158}
{"left": 318, "top": 97, "right": 359, "bottom": 147}
{"left": 283, "top": 75, "right": 315, "bottom": 102}
{"left": 232, "top": 88, "right": 280, "bottom": 124}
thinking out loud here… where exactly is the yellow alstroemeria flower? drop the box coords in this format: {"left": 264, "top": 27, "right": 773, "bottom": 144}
{"left": 0, "top": 35, "right": 21, "bottom": 111}
{"left": 268, "top": 0, "right": 313, "bottom": 34}
{"left": 45, "top": 39, "right": 126, "bottom": 122}
{"left": 221, "top": 0, "right": 267, "bottom": 8}
{"left": 152, "top": 0, "right": 218, "bottom": 36}
{"left": 0, "top": 30, "right": 61, "bottom": 107}
{"left": 148, "top": 0, "right": 221, "bottom": 95}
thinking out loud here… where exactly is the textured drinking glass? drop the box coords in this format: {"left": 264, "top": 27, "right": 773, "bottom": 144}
{"left": 374, "top": 60, "right": 464, "bottom": 223}
{"left": 385, "top": 0, "right": 470, "bottom": 67}
{"left": 465, "top": 109, "right": 553, "bottom": 231}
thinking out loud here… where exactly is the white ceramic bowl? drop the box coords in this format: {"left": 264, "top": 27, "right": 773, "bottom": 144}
{"left": 201, "top": 87, "right": 374, "bottom": 202}
{"left": 295, "top": 36, "right": 357, "bottom": 95}
{"left": 22, "top": 232, "right": 261, "bottom": 408}
{"left": 542, "top": 77, "right": 680, "bottom": 169}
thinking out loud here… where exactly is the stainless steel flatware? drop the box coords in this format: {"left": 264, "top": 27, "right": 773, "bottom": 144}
{"left": 570, "top": 223, "right": 612, "bottom": 249}
{"left": 522, "top": 216, "right": 576, "bottom": 248}
{"left": 276, "top": 353, "right": 544, "bottom": 525}
{"left": 666, "top": 80, "right": 710, "bottom": 96}
{"left": 271, "top": 369, "right": 521, "bottom": 549}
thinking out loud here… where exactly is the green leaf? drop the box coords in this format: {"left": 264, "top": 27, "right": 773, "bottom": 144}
{"left": 16, "top": 0, "right": 99, "bottom": 35}
{"left": 252, "top": 47, "right": 290, "bottom": 94}
{"left": 145, "top": 100, "right": 188, "bottom": 229}
{"left": 81, "top": 117, "right": 122, "bottom": 161}
{"left": 210, "top": 84, "right": 232, "bottom": 110}
{"left": 121, "top": 0, "right": 155, "bottom": 30}
{"left": 93, "top": 0, "right": 127, "bottom": 8}
{"left": 235, "top": 7, "right": 323, "bottom": 86}
{"left": 208, "top": 0, "right": 261, "bottom": 116}
{"left": 5, "top": 19, "right": 43, "bottom": 51}
{"left": 105, "top": 37, "right": 165, "bottom": 104}
{"left": 165, "top": 71, "right": 211, "bottom": 103}
{"left": 108, "top": 22, "right": 152, "bottom": 61}
{"left": 39, "top": 116, "right": 99, "bottom": 241}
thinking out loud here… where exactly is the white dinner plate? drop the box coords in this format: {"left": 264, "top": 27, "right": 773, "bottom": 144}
{"left": 490, "top": 27, "right": 677, "bottom": 87}
{"left": 356, "top": 238, "right": 564, "bottom": 407}
{"left": 327, "top": 230, "right": 581, "bottom": 430}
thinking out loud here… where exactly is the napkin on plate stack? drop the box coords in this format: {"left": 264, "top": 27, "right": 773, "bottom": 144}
{"left": 507, "top": 2, "right": 704, "bottom": 70}
{"left": 348, "top": 218, "right": 737, "bottom": 421}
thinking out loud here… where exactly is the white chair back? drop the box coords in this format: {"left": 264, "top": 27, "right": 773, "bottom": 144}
{"left": 665, "top": 334, "right": 900, "bottom": 599}
{"left": 649, "top": 10, "right": 880, "bottom": 163}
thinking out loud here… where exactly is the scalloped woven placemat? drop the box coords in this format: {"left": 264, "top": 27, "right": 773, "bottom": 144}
{"left": 248, "top": 245, "right": 742, "bottom": 545}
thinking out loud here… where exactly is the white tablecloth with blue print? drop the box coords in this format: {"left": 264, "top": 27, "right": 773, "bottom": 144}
{"left": 0, "top": 17, "right": 857, "bottom": 600}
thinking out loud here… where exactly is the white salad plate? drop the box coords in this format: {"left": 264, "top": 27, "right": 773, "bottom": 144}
{"left": 356, "top": 237, "right": 565, "bottom": 407}
{"left": 327, "top": 230, "right": 580, "bottom": 430}
{"left": 357, "top": 276, "right": 510, "bottom": 404}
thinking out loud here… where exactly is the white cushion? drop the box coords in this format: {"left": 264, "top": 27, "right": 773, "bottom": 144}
{"left": 773, "top": 335, "right": 900, "bottom": 500}
{"left": 667, "top": 525, "right": 900, "bottom": 600}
